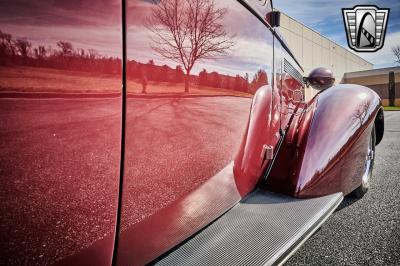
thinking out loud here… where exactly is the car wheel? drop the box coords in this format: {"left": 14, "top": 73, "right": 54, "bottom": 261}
{"left": 351, "top": 125, "right": 376, "bottom": 198}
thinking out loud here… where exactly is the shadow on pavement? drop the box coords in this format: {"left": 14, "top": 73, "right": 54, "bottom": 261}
{"left": 335, "top": 195, "right": 362, "bottom": 212}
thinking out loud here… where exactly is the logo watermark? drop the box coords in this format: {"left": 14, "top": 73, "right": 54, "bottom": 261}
{"left": 342, "top": 5, "right": 389, "bottom": 52}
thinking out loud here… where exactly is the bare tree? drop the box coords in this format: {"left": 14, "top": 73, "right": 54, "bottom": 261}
{"left": 146, "top": 0, "right": 234, "bottom": 92}
{"left": 0, "top": 30, "right": 16, "bottom": 58}
{"left": 34, "top": 45, "right": 47, "bottom": 60}
{"left": 15, "top": 38, "right": 32, "bottom": 58}
{"left": 352, "top": 101, "right": 371, "bottom": 127}
{"left": 57, "top": 41, "right": 73, "bottom": 57}
{"left": 392, "top": 45, "right": 400, "bottom": 65}
{"left": 250, "top": 69, "right": 268, "bottom": 93}
{"left": 77, "top": 48, "right": 86, "bottom": 58}
{"left": 88, "top": 49, "right": 99, "bottom": 60}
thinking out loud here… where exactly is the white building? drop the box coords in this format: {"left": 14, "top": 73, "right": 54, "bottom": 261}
{"left": 279, "top": 12, "right": 373, "bottom": 100}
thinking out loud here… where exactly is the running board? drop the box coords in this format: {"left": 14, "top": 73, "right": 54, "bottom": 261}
{"left": 153, "top": 190, "right": 343, "bottom": 266}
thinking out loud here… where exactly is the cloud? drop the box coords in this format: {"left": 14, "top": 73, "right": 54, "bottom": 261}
{"left": 356, "top": 31, "right": 400, "bottom": 68}
{"left": 126, "top": 0, "right": 275, "bottom": 77}
{"left": 0, "top": 0, "right": 122, "bottom": 57}
{"left": 275, "top": 0, "right": 399, "bottom": 28}
{"left": 127, "top": 25, "right": 274, "bottom": 77}
{"left": 274, "top": 0, "right": 400, "bottom": 68}
{"left": 0, "top": 0, "right": 121, "bottom": 27}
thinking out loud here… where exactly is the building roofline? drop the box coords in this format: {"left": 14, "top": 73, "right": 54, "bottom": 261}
{"left": 344, "top": 66, "right": 400, "bottom": 78}
{"left": 277, "top": 11, "right": 373, "bottom": 66}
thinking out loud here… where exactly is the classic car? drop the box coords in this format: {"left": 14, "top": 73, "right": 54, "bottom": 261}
{"left": 0, "top": 0, "right": 384, "bottom": 265}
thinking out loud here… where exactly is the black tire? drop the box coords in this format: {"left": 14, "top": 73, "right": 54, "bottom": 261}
{"left": 351, "top": 124, "right": 376, "bottom": 198}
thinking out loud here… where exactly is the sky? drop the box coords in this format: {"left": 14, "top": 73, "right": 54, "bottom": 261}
{"left": 126, "top": 0, "right": 275, "bottom": 77}
{"left": 0, "top": 0, "right": 122, "bottom": 57}
{"left": 274, "top": 0, "right": 400, "bottom": 69}
{"left": 0, "top": 0, "right": 274, "bottom": 77}
{"left": 1, "top": 0, "right": 398, "bottom": 72}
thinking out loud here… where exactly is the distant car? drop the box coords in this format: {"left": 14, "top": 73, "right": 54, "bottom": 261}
{"left": 0, "top": 0, "right": 384, "bottom": 265}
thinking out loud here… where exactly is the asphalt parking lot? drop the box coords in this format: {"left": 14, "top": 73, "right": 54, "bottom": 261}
{"left": 287, "top": 111, "right": 400, "bottom": 266}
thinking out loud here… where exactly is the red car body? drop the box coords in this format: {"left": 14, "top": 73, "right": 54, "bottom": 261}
{"left": 0, "top": 0, "right": 383, "bottom": 265}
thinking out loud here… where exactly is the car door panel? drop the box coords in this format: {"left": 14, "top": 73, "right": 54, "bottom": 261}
{"left": 0, "top": 1, "right": 122, "bottom": 265}
{"left": 116, "top": 0, "right": 275, "bottom": 264}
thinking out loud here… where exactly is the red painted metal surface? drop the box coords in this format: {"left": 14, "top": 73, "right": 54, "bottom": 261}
{"left": 0, "top": 1, "right": 122, "bottom": 265}
{"left": 295, "top": 85, "right": 381, "bottom": 197}
{"left": 116, "top": 0, "right": 277, "bottom": 264}
{"left": 266, "top": 85, "right": 382, "bottom": 197}
{"left": 117, "top": 164, "right": 242, "bottom": 265}
{"left": 233, "top": 85, "right": 281, "bottom": 196}
{"left": 0, "top": 0, "right": 384, "bottom": 265}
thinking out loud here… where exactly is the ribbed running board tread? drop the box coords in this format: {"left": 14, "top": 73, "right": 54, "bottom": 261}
{"left": 154, "top": 191, "right": 343, "bottom": 266}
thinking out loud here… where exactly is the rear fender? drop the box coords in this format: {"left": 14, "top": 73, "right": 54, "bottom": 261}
{"left": 266, "top": 84, "right": 383, "bottom": 197}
